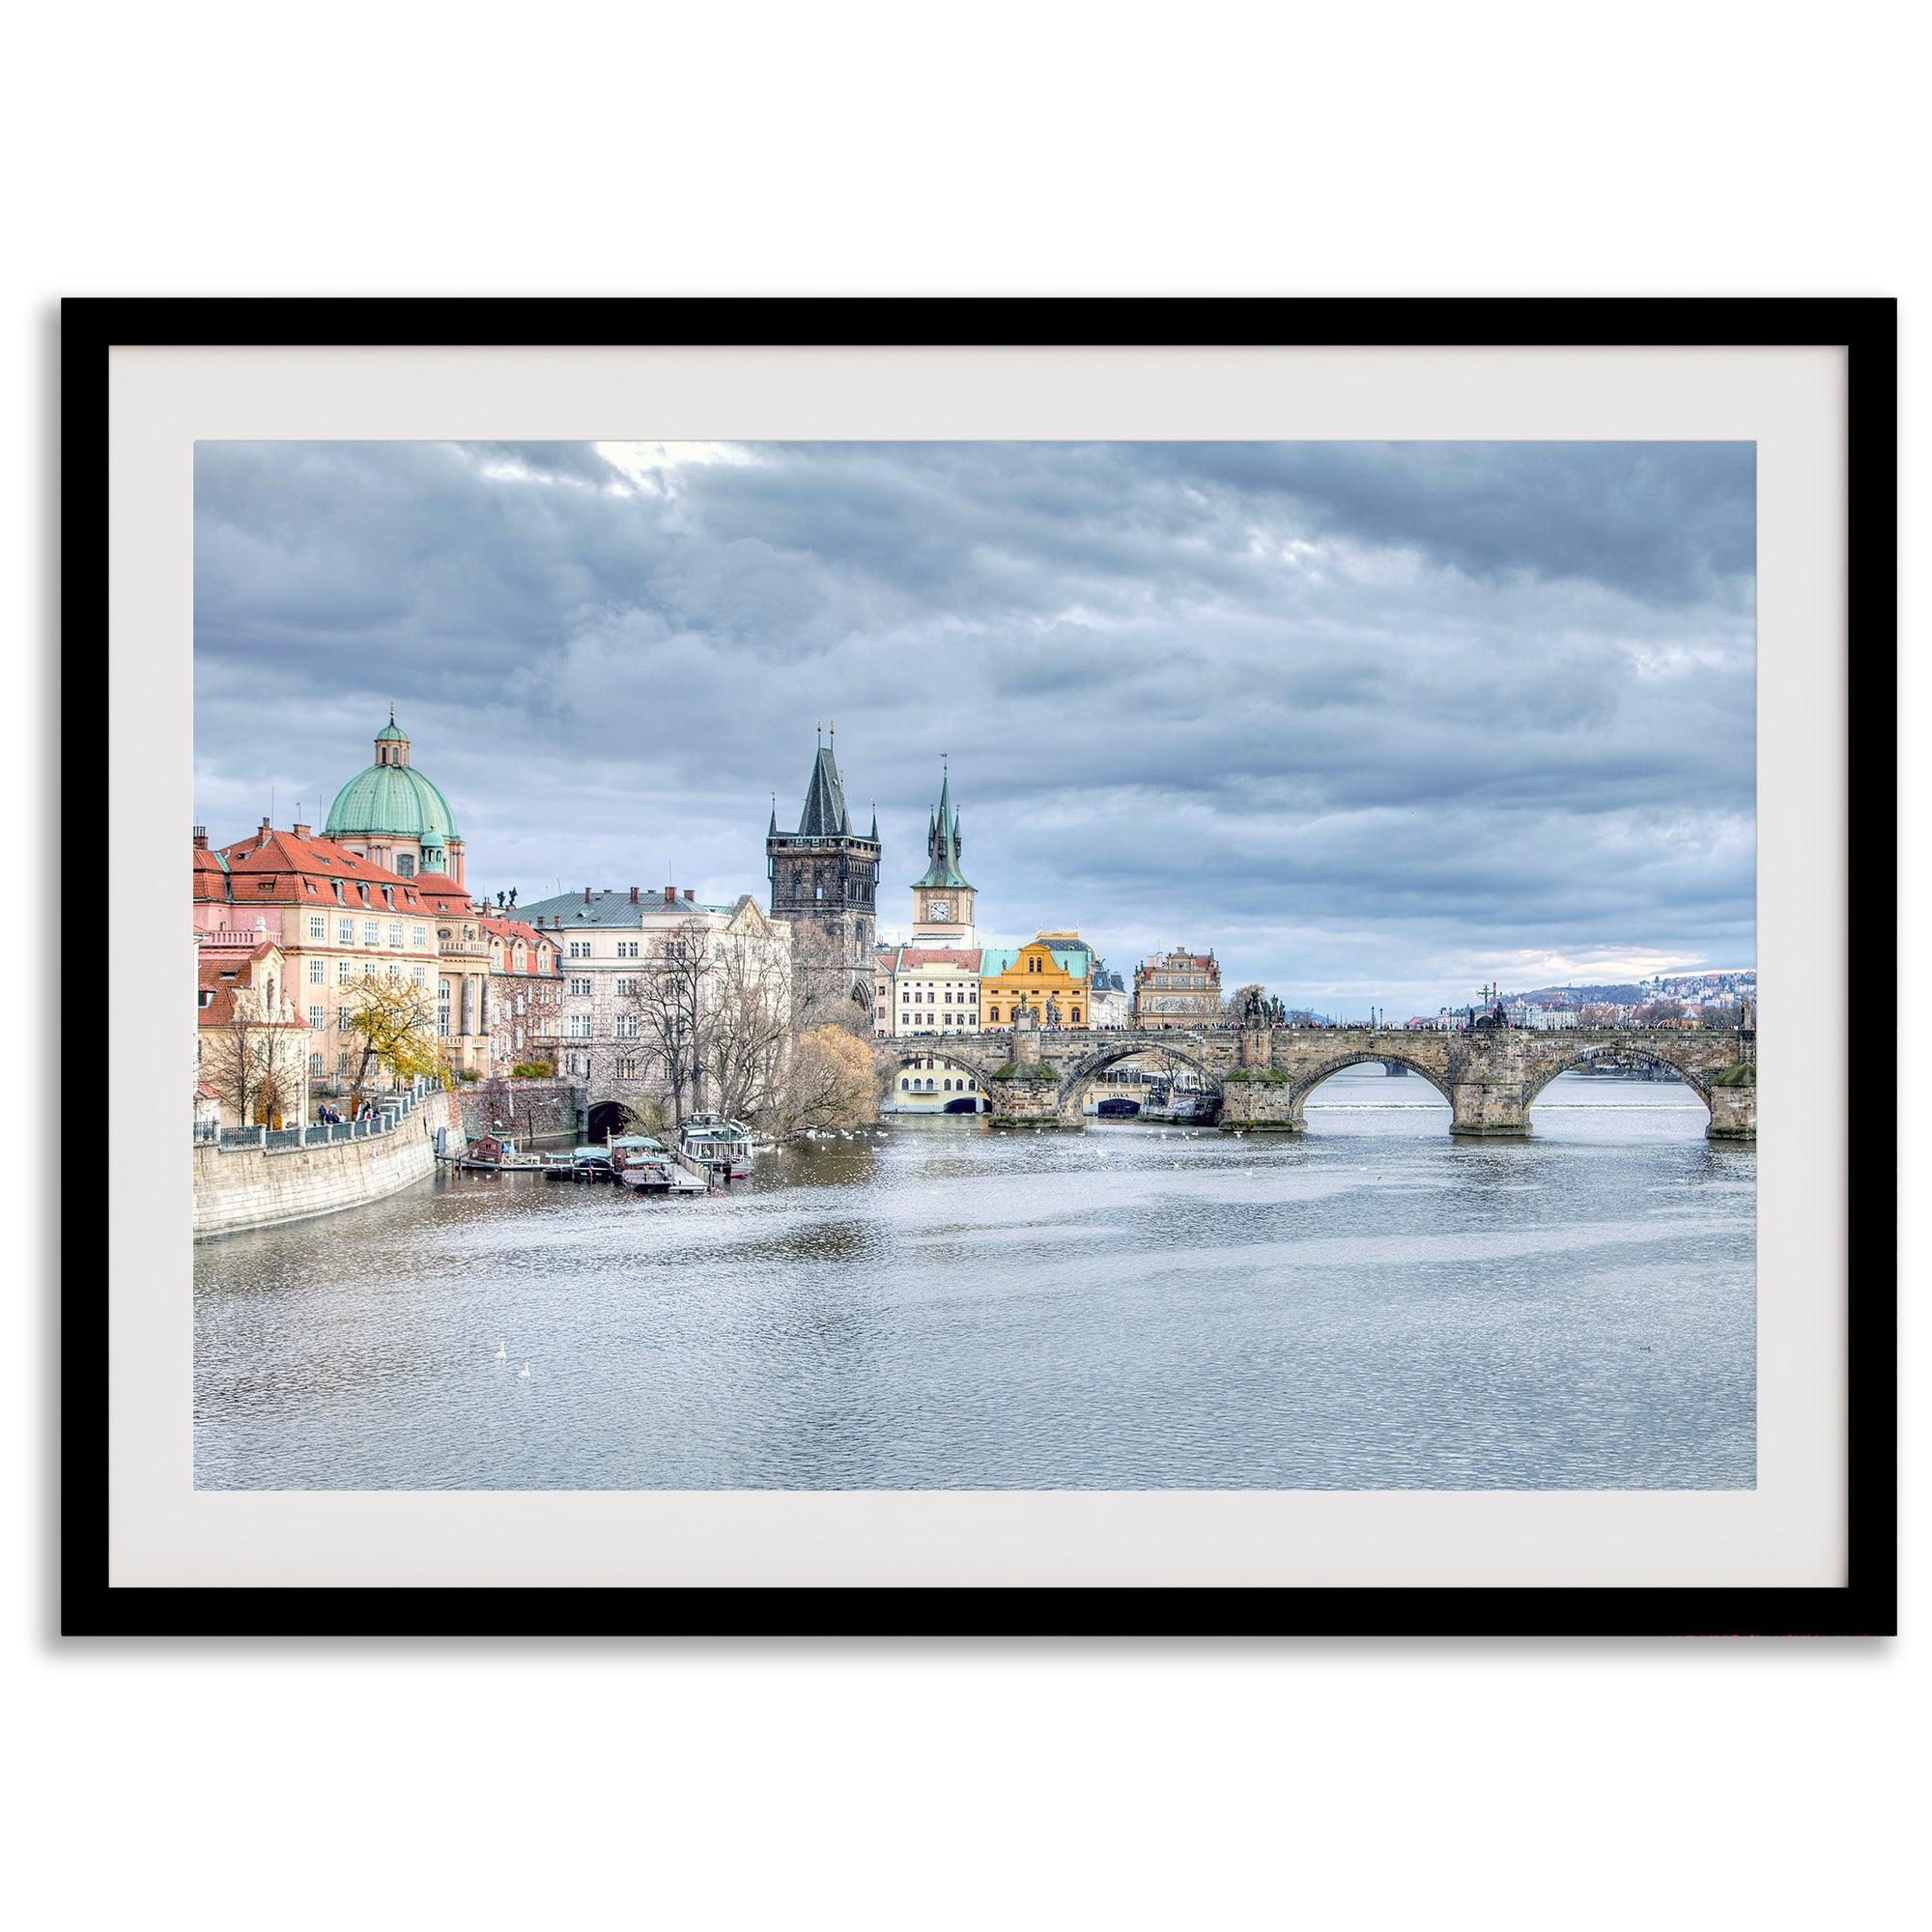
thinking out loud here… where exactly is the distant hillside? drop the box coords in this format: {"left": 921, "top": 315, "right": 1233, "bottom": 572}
{"left": 1505, "top": 983, "right": 1651, "bottom": 1008}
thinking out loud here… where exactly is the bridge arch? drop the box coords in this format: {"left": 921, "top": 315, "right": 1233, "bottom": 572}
{"left": 586, "top": 1098, "right": 633, "bottom": 1142}
{"left": 1521, "top": 1039, "right": 1714, "bottom": 1114}
{"left": 1288, "top": 1048, "right": 1455, "bottom": 1122}
{"left": 1056, "top": 1037, "right": 1227, "bottom": 1121}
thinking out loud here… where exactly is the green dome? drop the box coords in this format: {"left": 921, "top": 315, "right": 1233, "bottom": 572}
{"left": 326, "top": 762, "right": 458, "bottom": 841}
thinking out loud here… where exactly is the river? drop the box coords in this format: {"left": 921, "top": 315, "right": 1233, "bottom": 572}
{"left": 194, "top": 1065, "right": 1756, "bottom": 1490}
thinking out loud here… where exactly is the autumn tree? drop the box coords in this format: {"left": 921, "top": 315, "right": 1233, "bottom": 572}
{"left": 342, "top": 971, "right": 447, "bottom": 1111}
{"left": 768, "top": 1024, "right": 878, "bottom": 1135}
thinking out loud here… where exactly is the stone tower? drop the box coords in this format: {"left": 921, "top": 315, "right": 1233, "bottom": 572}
{"left": 766, "top": 726, "right": 881, "bottom": 1011}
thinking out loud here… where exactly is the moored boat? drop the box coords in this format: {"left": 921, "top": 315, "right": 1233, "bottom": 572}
{"left": 678, "top": 1113, "right": 754, "bottom": 1181}
{"left": 545, "top": 1145, "right": 615, "bottom": 1182}
{"left": 453, "top": 1132, "right": 547, "bottom": 1172}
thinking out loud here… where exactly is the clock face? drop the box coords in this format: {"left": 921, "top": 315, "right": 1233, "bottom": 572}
{"left": 926, "top": 898, "right": 952, "bottom": 922}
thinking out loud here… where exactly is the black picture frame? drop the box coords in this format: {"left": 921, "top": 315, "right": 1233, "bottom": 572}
{"left": 68, "top": 297, "right": 1897, "bottom": 1638}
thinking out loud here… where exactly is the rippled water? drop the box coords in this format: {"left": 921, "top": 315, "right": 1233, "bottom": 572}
{"left": 194, "top": 1066, "right": 1756, "bottom": 1490}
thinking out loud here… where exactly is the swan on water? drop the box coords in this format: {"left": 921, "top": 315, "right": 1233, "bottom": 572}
{"left": 519, "top": 1363, "right": 531, "bottom": 1380}
{"left": 495, "top": 1341, "right": 507, "bottom": 1362}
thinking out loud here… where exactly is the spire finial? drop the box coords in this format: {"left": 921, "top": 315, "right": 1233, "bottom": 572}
{"left": 816, "top": 718, "right": 822, "bottom": 745}
{"left": 829, "top": 719, "right": 836, "bottom": 742}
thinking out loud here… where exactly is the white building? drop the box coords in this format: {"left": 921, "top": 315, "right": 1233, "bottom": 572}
{"left": 875, "top": 945, "right": 982, "bottom": 1038}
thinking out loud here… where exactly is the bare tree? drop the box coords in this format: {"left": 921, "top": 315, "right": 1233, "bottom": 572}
{"left": 627, "top": 920, "right": 715, "bottom": 1118}
{"left": 702, "top": 928, "right": 794, "bottom": 1121}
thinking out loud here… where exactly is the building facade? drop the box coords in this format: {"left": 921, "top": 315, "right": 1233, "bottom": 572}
{"left": 192, "top": 821, "right": 444, "bottom": 1094}
{"left": 980, "top": 938, "right": 1092, "bottom": 1030}
{"left": 766, "top": 729, "right": 880, "bottom": 1014}
{"left": 1132, "top": 948, "right": 1222, "bottom": 1028}
{"left": 517, "top": 884, "right": 791, "bottom": 1122}
{"left": 1087, "top": 959, "right": 1130, "bottom": 1028}
{"left": 876, "top": 946, "right": 982, "bottom": 1037}
{"left": 482, "top": 915, "right": 565, "bottom": 1069}
{"left": 195, "top": 932, "right": 312, "bottom": 1127}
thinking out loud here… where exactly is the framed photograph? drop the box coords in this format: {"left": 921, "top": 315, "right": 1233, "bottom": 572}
{"left": 71, "top": 298, "right": 1895, "bottom": 1635}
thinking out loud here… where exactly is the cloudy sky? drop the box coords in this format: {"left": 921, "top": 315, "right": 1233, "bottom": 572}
{"left": 194, "top": 440, "right": 1755, "bottom": 1016}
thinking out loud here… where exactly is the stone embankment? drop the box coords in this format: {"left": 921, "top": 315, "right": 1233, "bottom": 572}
{"left": 193, "top": 1090, "right": 462, "bottom": 1239}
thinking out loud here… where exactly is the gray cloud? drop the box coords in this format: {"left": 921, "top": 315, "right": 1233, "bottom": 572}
{"left": 194, "top": 440, "right": 1755, "bottom": 1014}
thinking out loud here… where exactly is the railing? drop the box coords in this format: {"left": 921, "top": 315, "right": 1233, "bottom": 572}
{"left": 199, "top": 1077, "right": 438, "bottom": 1153}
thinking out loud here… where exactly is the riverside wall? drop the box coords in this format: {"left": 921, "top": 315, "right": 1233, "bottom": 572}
{"left": 193, "top": 1091, "right": 462, "bottom": 1240}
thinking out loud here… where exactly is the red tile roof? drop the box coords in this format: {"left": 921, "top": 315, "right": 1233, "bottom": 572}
{"left": 197, "top": 825, "right": 433, "bottom": 911}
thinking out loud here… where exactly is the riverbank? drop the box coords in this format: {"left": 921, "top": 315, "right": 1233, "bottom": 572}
{"left": 193, "top": 1089, "right": 462, "bottom": 1239}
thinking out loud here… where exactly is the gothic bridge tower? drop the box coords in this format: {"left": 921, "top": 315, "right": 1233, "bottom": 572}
{"left": 766, "top": 724, "right": 881, "bottom": 1011}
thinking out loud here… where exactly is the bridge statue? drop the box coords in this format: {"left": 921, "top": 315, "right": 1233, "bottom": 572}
{"left": 872, "top": 1018, "right": 1755, "bottom": 1142}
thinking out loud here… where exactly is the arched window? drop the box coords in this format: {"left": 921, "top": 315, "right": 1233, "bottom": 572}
{"left": 1071, "top": 1008, "right": 1081, "bottom": 1023}
{"left": 924, "top": 1078, "right": 935, "bottom": 1092}
{"left": 943, "top": 1078, "right": 952, "bottom": 1092}
{"left": 899, "top": 1076, "right": 909, "bottom": 1091}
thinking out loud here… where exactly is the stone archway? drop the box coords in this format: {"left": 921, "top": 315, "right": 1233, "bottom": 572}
{"left": 1284, "top": 1048, "right": 1455, "bottom": 1130}
{"left": 1056, "top": 1039, "right": 1225, "bottom": 1125}
{"left": 586, "top": 1099, "right": 632, "bottom": 1143}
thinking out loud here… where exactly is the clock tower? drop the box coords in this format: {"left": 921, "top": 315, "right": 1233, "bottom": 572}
{"left": 911, "top": 759, "right": 976, "bottom": 945}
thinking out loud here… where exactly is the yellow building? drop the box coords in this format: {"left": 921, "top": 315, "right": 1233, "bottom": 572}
{"left": 979, "top": 937, "right": 1091, "bottom": 1031}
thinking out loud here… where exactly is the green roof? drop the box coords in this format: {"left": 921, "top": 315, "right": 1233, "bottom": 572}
{"left": 326, "top": 761, "right": 457, "bottom": 841}
{"left": 915, "top": 761, "right": 973, "bottom": 889}
{"left": 375, "top": 713, "right": 409, "bottom": 742}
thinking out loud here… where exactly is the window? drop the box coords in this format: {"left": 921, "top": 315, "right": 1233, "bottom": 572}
{"left": 338, "top": 920, "right": 355, "bottom": 944}
{"left": 383, "top": 890, "right": 395, "bottom": 910}
{"left": 569, "top": 978, "right": 591, "bottom": 997}
{"left": 617, "top": 941, "right": 639, "bottom": 958}
{"left": 412, "top": 966, "right": 428, "bottom": 987}
{"left": 569, "top": 1015, "right": 593, "bottom": 1038}
{"left": 899, "top": 1077, "right": 909, "bottom": 1091}
{"left": 308, "top": 915, "right": 326, "bottom": 940}
{"left": 307, "top": 1003, "right": 325, "bottom": 1030}
{"left": 615, "top": 1015, "right": 638, "bottom": 1038}
{"left": 412, "top": 924, "right": 427, "bottom": 948}
{"left": 616, "top": 1057, "right": 639, "bottom": 1079}
{"left": 615, "top": 978, "right": 639, "bottom": 996}
{"left": 309, "top": 1052, "right": 324, "bottom": 1077}
{"left": 395, "top": 853, "right": 415, "bottom": 877}
{"left": 362, "top": 922, "right": 379, "bottom": 946}
{"left": 337, "top": 960, "right": 353, "bottom": 984}
{"left": 437, "top": 1009, "right": 451, "bottom": 1037}
{"left": 387, "top": 963, "right": 402, "bottom": 980}
{"left": 1071, "top": 1009, "right": 1080, "bottom": 1023}
{"left": 568, "top": 941, "right": 590, "bottom": 959}
{"left": 308, "top": 958, "right": 325, "bottom": 984}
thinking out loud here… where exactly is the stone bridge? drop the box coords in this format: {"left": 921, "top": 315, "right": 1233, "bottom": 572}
{"left": 874, "top": 1014, "right": 1755, "bottom": 1140}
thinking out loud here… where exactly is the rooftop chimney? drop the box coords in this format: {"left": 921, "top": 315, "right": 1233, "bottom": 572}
{"left": 192, "top": 826, "right": 208, "bottom": 850}
{"left": 683, "top": 889, "right": 695, "bottom": 901}
{"left": 630, "top": 887, "right": 639, "bottom": 904}
{"left": 664, "top": 885, "right": 676, "bottom": 904}
{"left": 583, "top": 888, "right": 593, "bottom": 903}
{"left": 292, "top": 822, "right": 310, "bottom": 840}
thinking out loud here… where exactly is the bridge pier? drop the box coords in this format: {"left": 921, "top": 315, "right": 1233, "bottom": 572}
{"left": 1449, "top": 1083, "right": 1531, "bottom": 1137}
{"left": 1706, "top": 1082, "right": 1755, "bottom": 1141}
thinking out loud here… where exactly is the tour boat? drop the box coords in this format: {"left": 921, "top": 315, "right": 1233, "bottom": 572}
{"left": 678, "top": 1114, "right": 755, "bottom": 1181}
